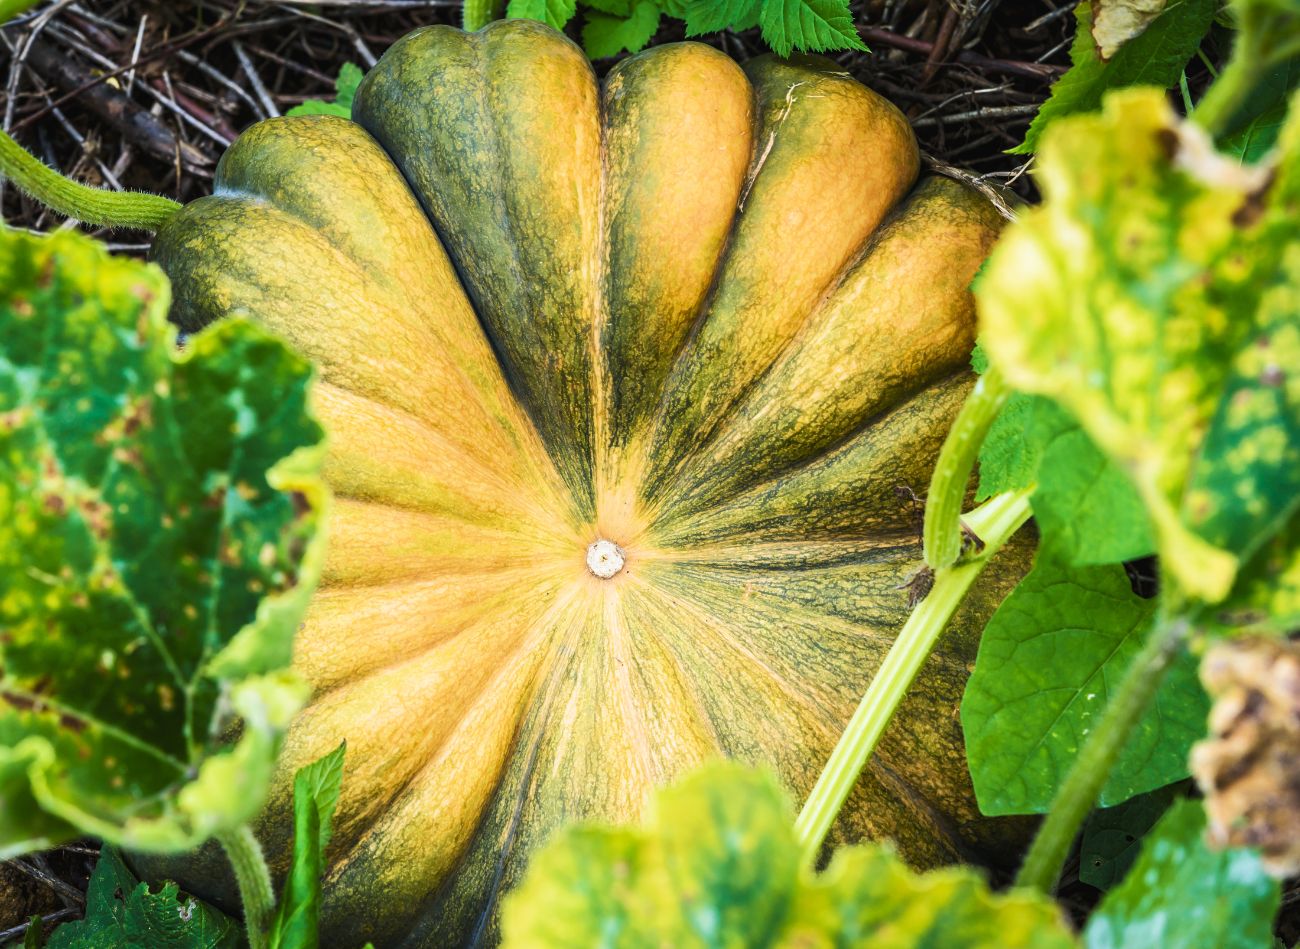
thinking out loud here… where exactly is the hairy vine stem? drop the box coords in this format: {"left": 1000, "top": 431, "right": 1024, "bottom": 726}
{"left": 0, "top": 127, "right": 181, "bottom": 232}
{"left": 1015, "top": 613, "right": 1191, "bottom": 893}
{"left": 217, "top": 825, "right": 276, "bottom": 949}
{"left": 795, "top": 488, "right": 1033, "bottom": 862}
{"left": 923, "top": 366, "right": 1009, "bottom": 570}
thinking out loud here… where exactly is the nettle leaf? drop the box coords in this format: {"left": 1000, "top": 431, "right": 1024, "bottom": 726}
{"left": 286, "top": 63, "right": 364, "bottom": 119}
{"left": 583, "top": 1, "right": 661, "bottom": 58}
{"left": 501, "top": 762, "right": 1075, "bottom": 947}
{"left": 962, "top": 556, "right": 1208, "bottom": 815}
{"left": 1083, "top": 800, "right": 1280, "bottom": 948}
{"left": 0, "top": 228, "right": 324, "bottom": 855}
{"left": 507, "top": 0, "right": 578, "bottom": 30}
{"left": 268, "top": 742, "right": 347, "bottom": 949}
{"left": 684, "top": 0, "right": 760, "bottom": 34}
{"left": 46, "top": 848, "right": 238, "bottom": 948}
{"left": 757, "top": 0, "right": 866, "bottom": 57}
{"left": 979, "top": 88, "right": 1300, "bottom": 606}
{"left": 1079, "top": 782, "right": 1182, "bottom": 890}
{"left": 1012, "top": 0, "right": 1216, "bottom": 154}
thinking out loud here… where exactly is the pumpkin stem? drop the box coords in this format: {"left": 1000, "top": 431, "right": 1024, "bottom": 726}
{"left": 1015, "top": 613, "right": 1191, "bottom": 894}
{"left": 794, "top": 488, "right": 1033, "bottom": 862}
{"left": 922, "top": 365, "right": 1008, "bottom": 571}
{"left": 462, "top": 0, "right": 505, "bottom": 31}
{"left": 0, "top": 126, "right": 181, "bottom": 232}
{"left": 217, "top": 825, "right": 277, "bottom": 949}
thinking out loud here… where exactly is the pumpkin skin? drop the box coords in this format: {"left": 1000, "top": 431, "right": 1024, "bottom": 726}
{"left": 145, "top": 18, "right": 1030, "bottom": 947}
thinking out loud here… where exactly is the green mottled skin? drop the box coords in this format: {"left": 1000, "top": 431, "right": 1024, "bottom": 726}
{"left": 145, "top": 19, "right": 1031, "bottom": 948}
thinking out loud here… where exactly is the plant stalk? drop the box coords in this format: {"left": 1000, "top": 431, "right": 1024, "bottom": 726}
{"left": 217, "top": 825, "right": 276, "bottom": 949}
{"left": 0, "top": 127, "right": 180, "bottom": 232}
{"left": 1015, "top": 614, "right": 1190, "bottom": 893}
{"left": 795, "top": 488, "right": 1033, "bottom": 862}
{"left": 923, "top": 366, "right": 1009, "bottom": 571}
{"left": 463, "top": 0, "right": 503, "bottom": 30}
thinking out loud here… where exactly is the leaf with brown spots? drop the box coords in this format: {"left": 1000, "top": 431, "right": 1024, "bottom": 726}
{"left": 979, "top": 89, "right": 1300, "bottom": 610}
{"left": 0, "top": 227, "right": 326, "bottom": 857}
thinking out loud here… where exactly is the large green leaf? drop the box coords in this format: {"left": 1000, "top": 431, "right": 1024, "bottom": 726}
{"left": 1012, "top": 0, "right": 1216, "bottom": 154}
{"left": 1083, "top": 800, "right": 1280, "bottom": 948}
{"left": 46, "top": 848, "right": 238, "bottom": 948}
{"left": 0, "top": 227, "right": 325, "bottom": 856}
{"left": 500, "top": 762, "right": 1075, "bottom": 947}
{"left": 979, "top": 88, "right": 1300, "bottom": 605}
{"left": 962, "top": 556, "right": 1207, "bottom": 814}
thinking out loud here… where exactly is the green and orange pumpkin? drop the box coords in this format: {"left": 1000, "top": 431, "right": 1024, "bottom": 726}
{"left": 143, "top": 19, "right": 1029, "bottom": 946}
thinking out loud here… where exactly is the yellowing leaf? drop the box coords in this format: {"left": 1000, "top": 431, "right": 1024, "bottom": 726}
{"left": 978, "top": 88, "right": 1300, "bottom": 605}
{"left": 0, "top": 228, "right": 325, "bottom": 856}
{"left": 501, "top": 762, "right": 1075, "bottom": 948}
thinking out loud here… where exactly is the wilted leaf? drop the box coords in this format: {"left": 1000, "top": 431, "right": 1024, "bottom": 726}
{"left": 1083, "top": 800, "right": 1280, "bottom": 948}
{"left": 979, "top": 88, "right": 1300, "bottom": 604}
{"left": 1091, "top": 0, "right": 1168, "bottom": 59}
{"left": 963, "top": 556, "right": 1207, "bottom": 814}
{"left": 0, "top": 228, "right": 325, "bottom": 856}
{"left": 46, "top": 848, "right": 238, "bottom": 948}
{"left": 501, "top": 762, "right": 1075, "bottom": 947}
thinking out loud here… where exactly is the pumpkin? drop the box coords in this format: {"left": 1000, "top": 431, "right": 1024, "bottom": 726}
{"left": 143, "top": 18, "right": 1030, "bottom": 947}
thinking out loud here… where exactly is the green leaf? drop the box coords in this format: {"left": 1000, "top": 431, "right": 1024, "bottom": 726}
{"left": 684, "top": 0, "right": 760, "bottom": 34}
{"left": 1079, "top": 782, "right": 1181, "bottom": 890}
{"left": 1033, "top": 426, "right": 1154, "bottom": 565}
{"left": 0, "top": 227, "right": 324, "bottom": 856}
{"left": 1083, "top": 799, "right": 1280, "bottom": 948}
{"left": 0, "top": 0, "right": 43, "bottom": 25}
{"left": 501, "top": 761, "right": 1075, "bottom": 947}
{"left": 979, "top": 88, "right": 1300, "bottom": 605}
{"left": 757, "top": 0, "right": 866, "bottom": 57}
{"left": 267, "top": 742, "right": 347, "bottom": 949}
{"left": 583, "top": 1, "right": 662, "bottom": 57}
{"left": 506, "top": 0, "right": 578, "bottom": 30}
{"left": 975, "top": 392, "right": 1153, "bottom": 564}
{"left": 286, "top": 63, "right": 364, "bottom": 119}
{"left": 1012, "top": 0, "right": 1217, "bottom": 154}
{"left": 1220, "top": 58, "right": 1300, "bottom": 159}
{"left": 46, "top": 849, "right": 238, "bottom": 948}
{"left": 962, "top": 556, "right": 1208, "bottom": 814}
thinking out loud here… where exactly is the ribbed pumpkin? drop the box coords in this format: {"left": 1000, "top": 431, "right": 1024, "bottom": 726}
{"left": 144, "top": 18, "right": 1029, "bottom": 947}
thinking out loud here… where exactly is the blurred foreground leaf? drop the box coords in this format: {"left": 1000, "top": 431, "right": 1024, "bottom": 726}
{"left": 502, "top": 762, "right": 1074, "bottom": 948}
{"left": 1083, "top": 799, "right": 1279, "bottom": 948}
{"left": 980, "top": 88, "right": 1300, "bottom": 609}
{"left": 0, "top": 228, "right": 325, "bottom": 856}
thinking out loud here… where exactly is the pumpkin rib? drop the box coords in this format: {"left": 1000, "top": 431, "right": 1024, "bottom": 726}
{"left": 650, "top": 180, "right": 1001, "bottom": 521}
{"left": 634, "top": 56, "right": 920, "bottom": 509}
